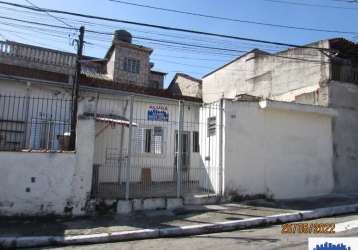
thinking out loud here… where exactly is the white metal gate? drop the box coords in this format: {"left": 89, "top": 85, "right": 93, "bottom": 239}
{"left": 91, "top": 94, "right": 223, "bottom": 200}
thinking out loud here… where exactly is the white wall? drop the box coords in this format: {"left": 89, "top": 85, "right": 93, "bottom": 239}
{"left": 0, "top": 117, "right": 95, "bottom": 216}
{"left": 0, "top": 152, "right": 76, "bottom": 216}
{"left": 220, "top": 100, "right": 334, "bottom": 199}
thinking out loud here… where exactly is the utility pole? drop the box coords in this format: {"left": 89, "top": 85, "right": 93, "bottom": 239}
{"left": 70, "top": 26, "right": 85, "bottom": 150}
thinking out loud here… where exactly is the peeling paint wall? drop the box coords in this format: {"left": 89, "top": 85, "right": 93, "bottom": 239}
{"left": 221, "top": 100, "right": 334, "bottom": 199}
{"left": 0, "top": 118, "right": 95, "bottom": 217}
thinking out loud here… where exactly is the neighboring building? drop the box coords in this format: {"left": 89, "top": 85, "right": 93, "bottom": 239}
{"left": 0, "top": 30, "right": 166, "bottom": 90}
{"left": 202, "top": 38, "right": 358, "bottom": 193}
{"left": 167, "top": 73, "right": 202, "bottom": 98}
{"left": 103, "top": 30, "right": 166, "bottom": 89}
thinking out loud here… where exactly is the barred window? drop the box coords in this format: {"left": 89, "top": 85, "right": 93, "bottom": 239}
{"left": 135, "top": 127, "right": 164, "bottom": 155}
{"left": 123, "top": 57, "right": 140, "bottom": 74}
{"left": 193, "top": 131, "right": 199, "bottom": 153}
{"left": 153, "top": 127, "right": 163, "bottom": 154}
{"left": 144, "top": 129, "right": 151, "bottom": 153}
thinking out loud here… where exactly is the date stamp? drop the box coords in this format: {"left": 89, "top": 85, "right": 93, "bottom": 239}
{"left": 281, "top": 223, "right": 335, "bottom": 234}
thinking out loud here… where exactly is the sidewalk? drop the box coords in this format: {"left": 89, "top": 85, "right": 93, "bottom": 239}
{"left": 1, "top": 193, "right": 358, "bottom": 248}
{"left": 0, "top": 203, "right": 295, "bottom": 237}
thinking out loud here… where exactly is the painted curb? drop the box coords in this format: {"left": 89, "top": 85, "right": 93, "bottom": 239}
{"left": 1, "top": 203, "right": 358, "bottom": 249}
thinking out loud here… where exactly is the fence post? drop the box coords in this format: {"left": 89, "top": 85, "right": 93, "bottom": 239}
{"left": 219, "top": 98, "right": 224, "bottom": 197}
{"left": 176, "top": 100, "right": 183, "bottom": 198}
{"left": 125, "top": 95, "right": 134, "bottom": 200}
{"left": 22, "top": 82, "right": 31, "bottom": 148}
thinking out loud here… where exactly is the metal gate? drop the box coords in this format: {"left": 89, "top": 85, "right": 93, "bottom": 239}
{"left": 91, "top": 94, "right": 223, "bottom": 200}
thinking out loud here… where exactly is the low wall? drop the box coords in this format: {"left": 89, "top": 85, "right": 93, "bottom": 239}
{"left": 223, "top": 100, "right": 335, "bottom": 199}
{"left": 0, "top": 117, "right": 95, "bottom": 216}
{"left": 0, "top": 152, "right": 76, "bottom": 216}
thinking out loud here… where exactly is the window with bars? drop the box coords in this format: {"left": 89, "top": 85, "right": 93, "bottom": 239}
{"left": 144, "top": 128, "right": 151, "bottom": 153}
{"left": 192, "top": 131, "right": 199, "bottom": 153}
{"left": 135, "top": 126, "right": 164, "bottom": 155}
{"left": 123, "top": 57, "right": 140, "bottom": 74}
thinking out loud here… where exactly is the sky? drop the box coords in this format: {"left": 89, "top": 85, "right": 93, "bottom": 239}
{"left": 2, "top": 0, "right": 358, "bottom": 87}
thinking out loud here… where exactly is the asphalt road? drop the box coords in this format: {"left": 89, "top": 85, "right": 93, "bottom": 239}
{"left": 42, "top": 213, "right": 358, "bottom": 250}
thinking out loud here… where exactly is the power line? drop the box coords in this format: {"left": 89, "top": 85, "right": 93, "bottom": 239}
{"left": 0, "top": 14, "right": 338, "bottom": 64}
{"left": 23, "top": 0, "right": 74, "bottom": 28}
{"left": 0, "top": 11, "right": 283, "bottom": 52}
{"left": 109, "top": 0, "right": 358, "bottom": 35}
{"left": 0, "top": 15, "right": 75, "bottom": 31}
{"left": 86, "top": 30, "right": 334, "bottom": 64}
{"left": 0, "top": 1, "right": 334, "bottom": 53}
{"left": 263, "top": 0, "right": 358, "bottom": 10}
{"left": 1, "top": 5, "right": 286, "bottom": 51}
{"left": 0, "top": 16, "right": 259, "bottom": 55}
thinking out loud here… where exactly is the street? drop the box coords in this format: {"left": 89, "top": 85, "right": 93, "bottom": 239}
{"left": 41, "top": 213, "right": 358, "bottom": 250}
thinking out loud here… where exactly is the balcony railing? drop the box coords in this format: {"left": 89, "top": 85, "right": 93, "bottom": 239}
{"left": 0, "top": 40, "right": 77, "bottom": 73}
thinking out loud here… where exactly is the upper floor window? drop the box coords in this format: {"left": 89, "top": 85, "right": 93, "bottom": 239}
{"left": 123, "top": 57, "right": 140, "bottom": 74}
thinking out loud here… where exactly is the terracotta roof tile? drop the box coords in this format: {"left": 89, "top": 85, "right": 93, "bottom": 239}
{"left": 0, "top": 63, "right": 202, "bottom": 102}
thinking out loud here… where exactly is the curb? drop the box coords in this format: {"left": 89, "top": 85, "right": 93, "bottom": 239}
{"left": 1, "top": 203, "right": 358, "bottom": 248}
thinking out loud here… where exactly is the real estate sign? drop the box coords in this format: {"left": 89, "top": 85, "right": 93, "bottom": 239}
{"left": 147, "top": 105, "right": 169, "bottom": 121}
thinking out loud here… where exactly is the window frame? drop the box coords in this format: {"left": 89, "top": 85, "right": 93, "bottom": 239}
{"left": 123, "top": 57, "right": 140, "bottom": 74}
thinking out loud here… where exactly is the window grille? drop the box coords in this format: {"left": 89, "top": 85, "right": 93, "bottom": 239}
{"left": 135, "top": 126, "right": 164, "bottom": 155}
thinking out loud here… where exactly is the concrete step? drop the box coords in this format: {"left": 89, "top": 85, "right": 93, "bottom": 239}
{"left": 183, "top": 194, "right": 220, "bottom": 205}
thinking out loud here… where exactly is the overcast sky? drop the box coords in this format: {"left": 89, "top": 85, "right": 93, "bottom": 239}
{"left": 3, "top": 0, "right": 358, "bottom": 86}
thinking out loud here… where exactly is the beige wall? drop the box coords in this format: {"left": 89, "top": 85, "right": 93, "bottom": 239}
{"left": 170, "top": 75, "right": 202, "bottom": 98}
{"left": 202, "top": 41, "right": 330, "bottom": 103}
{"left": 149, "top": 72, "right": 165, "bottom": 89}
{"left": 218, "top": 100, "right": 335, "bottom": 199}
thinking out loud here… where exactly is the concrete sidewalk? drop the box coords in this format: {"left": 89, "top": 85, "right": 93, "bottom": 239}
{"left": 0, "top": 203, "right": 295, "bottom": 237}
{"left": 1, "top": 193, "right": 358, "bottom": 248}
